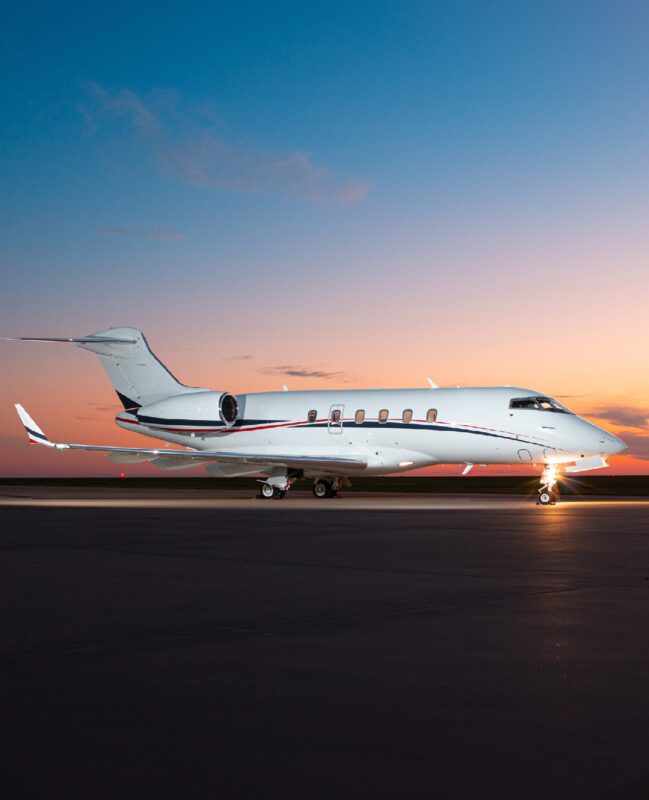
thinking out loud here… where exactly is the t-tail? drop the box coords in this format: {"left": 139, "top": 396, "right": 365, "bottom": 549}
{"left": 6, "top": 328, "right": 207, "bottom": 409}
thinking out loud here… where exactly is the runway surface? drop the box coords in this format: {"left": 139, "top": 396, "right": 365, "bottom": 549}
{"left": 2, "top": 487, "right": 649, "bottom": 798}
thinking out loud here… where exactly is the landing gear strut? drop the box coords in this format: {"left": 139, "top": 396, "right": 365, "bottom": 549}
{"left": 537, "top": 464, "right": 559, "bottom": 506}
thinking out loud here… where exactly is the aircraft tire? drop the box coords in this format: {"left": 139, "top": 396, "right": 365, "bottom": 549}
{"left": 537, "top": 490, "right": 556, "bottom": 506}
{"left": 313, "top": 480, "right": 331, "bottom": 498}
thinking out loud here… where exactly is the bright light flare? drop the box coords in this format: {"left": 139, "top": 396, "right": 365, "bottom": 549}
{"left": 541, "top": 464, "right": 559, "bottom": 490}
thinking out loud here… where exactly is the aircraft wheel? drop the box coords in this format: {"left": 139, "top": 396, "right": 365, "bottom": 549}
{"left": 313, "top": 480, "right": 332, "bottom": 498}
{"left": 537, "top": 490, "right": 557, "bottom": 506}
{"left": 260, "top": 483, "right": 275, "bottom": 499}
{"left": 275, "top": 489, "right": 287, "bottom": 499}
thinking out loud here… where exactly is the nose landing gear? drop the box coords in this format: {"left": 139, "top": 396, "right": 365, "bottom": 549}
{"left": 537, "top": 464, "right": 560, "bottom": 506}
{"left": 537, "top": 489, "right": 557, "bottom": 506}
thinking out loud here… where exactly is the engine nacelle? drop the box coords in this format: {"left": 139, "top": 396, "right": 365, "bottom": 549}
{"left": 134, "top": 390, "right": 239, "bottom": 429}
{"left": 218, "top": 392, "right": 239, "bottom": 425}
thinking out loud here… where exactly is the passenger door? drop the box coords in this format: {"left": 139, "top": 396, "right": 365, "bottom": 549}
{"left": 328, "top": 404, "right": 344, "bottom": 434}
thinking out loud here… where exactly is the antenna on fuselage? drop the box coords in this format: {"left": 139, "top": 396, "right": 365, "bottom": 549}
{"left": 426, "top": 377, "right": 439, "bottom": 389}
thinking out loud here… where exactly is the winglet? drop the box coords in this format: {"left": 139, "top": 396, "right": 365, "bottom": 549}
{"left": 15, "top": 404, "right": 55, "bottom": 447}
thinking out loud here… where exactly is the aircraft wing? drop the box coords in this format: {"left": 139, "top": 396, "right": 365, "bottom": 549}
{"left": 14, "top": 405, "right": 367, "bottom": 472}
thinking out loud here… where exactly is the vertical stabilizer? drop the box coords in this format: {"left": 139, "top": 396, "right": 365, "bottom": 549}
{"left": 76, "top": 328, "right": 207, "bottom": 407}
{"left": 6, "top": 328, "right": 208, "bottom": 407}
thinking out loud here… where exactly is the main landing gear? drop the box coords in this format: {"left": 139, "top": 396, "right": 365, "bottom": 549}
{"left": 257, "top": 473, "right": 297, "bottom": 500}
{"left": 259, "top": 482, "right": 286, "bottom": 499}
{"left": 537, "top": 464, "right": 560, "bottom": 506}
{"left": 313, "top": 479, "right": 337, "bottom": 499}
{"left": 312, "top": 477, "right": 350, "bottom": 498}
{"left": 257, "top": 475, "right": 349, "bottom": 500}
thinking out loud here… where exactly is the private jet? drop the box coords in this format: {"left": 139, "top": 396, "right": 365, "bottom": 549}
{"left": 9, "top": 328, "right": 626, "bottom": 504}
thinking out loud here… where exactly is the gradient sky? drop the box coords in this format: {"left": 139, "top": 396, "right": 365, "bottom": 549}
{"left": 1, "top": 0, "right": 648, "bottom": 476}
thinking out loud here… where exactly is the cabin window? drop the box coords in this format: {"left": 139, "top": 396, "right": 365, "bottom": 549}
{"left": 402, "top": 409, "right": 413, "bottom": 423}
{"left": 355, "top": 409, "right": 365, "bottom": 424}
{"left": 308, "top": 409, "right": 317, "bottom": 423}
{"left": 378, "top": 409, "right": 389, "bottom": 423}
{"left": 426, "top": 408, "right": 437, "bottom": 423}
{"left": 330, "top": 409, "right": 341, "bottom": 423}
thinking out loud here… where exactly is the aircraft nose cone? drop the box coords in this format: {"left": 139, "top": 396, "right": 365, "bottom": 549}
{"left": 601, "top": 433, "right": 627, "bottom": 455}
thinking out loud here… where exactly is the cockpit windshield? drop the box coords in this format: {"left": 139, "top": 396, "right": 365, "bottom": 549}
{"left": 509, "top": 396, "right": 573, "bottom": 414}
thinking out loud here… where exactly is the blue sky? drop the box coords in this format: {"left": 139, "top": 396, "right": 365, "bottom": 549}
{"left": 3, "top": 1, "right": 649, "bottom": 309}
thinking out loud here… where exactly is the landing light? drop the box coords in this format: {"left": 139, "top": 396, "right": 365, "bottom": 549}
{"left": 542, "top": 464, "right": 559, "bottom": 489}
{"left": 399, "top": 460, "right": 414, "bottom": 467}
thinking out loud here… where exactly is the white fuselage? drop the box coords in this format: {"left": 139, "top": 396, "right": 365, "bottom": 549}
{"left": 115, "top": 386, "right": 625, "bottom": 477}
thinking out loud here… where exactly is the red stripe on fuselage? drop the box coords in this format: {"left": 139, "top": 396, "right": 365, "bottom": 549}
{"left": 115, "top": 417, "right": 330, "bottom": 434}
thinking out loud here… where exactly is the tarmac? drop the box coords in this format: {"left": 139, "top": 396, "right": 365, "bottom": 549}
{"left": 2, "top": 486, "right": 649, "bottom": 798}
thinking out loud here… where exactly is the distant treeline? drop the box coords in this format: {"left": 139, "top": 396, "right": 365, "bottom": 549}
{"left": 1, "top": 476, "right": 648, "bottom": 495}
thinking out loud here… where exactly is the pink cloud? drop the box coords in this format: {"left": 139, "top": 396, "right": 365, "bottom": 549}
{"left": 82, "top": 83, "right": 370, "bottom": 206}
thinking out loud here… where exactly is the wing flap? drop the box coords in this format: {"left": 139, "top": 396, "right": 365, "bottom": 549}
{"left": 67, "top": 444, "right": 367, "bottom": 471}
{"left": 106, "top": 451, "right": 159, "bottom": 464}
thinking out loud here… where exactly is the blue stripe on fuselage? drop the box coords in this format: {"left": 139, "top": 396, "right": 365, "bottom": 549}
{"left": 134, "top": 415, "right": 284, "bottom": 428}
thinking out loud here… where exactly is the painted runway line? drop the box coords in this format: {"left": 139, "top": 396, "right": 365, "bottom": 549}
{"left": 1, "top": 489, "right": 648, "bottom": 510}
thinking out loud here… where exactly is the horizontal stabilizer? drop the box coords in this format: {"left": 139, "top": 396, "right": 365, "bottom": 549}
{"left": 6, "top": 327, "right": 209, "bottom": 406}
{"left": 3, "top": 335, "right": 137, "bottom": 344}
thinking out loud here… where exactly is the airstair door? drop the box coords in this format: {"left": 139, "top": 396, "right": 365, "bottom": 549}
{"left": 328, "top": 405, "right": 344, "bottom": 434}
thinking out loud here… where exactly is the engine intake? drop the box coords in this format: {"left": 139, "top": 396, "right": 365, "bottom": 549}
{"left": 219, "top": 392, "right": 239, "bottom": 425}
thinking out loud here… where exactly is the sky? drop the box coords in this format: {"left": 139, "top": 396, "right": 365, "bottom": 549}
{"left": 1, "top": 0, "right": 648, "bottom": 477}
